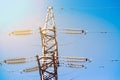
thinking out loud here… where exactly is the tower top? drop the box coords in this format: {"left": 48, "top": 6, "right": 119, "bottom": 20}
{"left": 47, "top": 6, "right": 53, "bottom": 11}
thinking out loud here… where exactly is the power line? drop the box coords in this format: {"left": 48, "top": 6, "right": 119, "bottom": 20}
{"left": 54, "top": 7, "right": 120, "bottom": 11}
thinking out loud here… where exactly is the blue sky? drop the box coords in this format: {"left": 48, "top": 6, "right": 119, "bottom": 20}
{"left": 0, "top": 0, "right": 120, "bottom": 80}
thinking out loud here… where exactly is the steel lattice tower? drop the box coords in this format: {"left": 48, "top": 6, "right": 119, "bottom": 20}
{"left": 39, "top": 7, "right": 59, "bottom": 80}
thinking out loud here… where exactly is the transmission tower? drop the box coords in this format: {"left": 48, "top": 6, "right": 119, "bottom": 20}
{"left": 39, "top": 6, "right": 59, "bottom": 80}
{"left": 0, "top": 6, "right": 91, "bottom": 80}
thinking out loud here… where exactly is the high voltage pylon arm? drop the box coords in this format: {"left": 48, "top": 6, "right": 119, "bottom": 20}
{"left": 4, "top": 58, "right": 26, "bottom": 64}
{"left": 0, "top": 56, "right": 90, "bottom": 65}
{"left": 9, "top": 29, "right": 33, "bottom": 36}
{"left": 9, "top": 28, "right": 86, "bottom": 36}
{"left": 0, "top": 57, "right": 36, "bottom": 65}
{"left": 0, "top": 55, "right": 90, "bottom": 73}
{"left": 21, "top": 64, "right": 85, "bottom": 73}
{"left": 9, "top": 28, "right": 119, "bottom": 36}
{"left": 60, "top": 59, "right": 90, "bottom": 63}
{"left": 22, "top": 66, "right": 39, "bottom": 73}
{"left": 60, "top": 63, "right": 86, "bottom": 68}
{"left": 3, "top": 64, "right": 85, "bottom": 74}
{"left": 59, "top": 56, "right": 91, "bottom": 62}
{"left": 61, "top": 28, "right": 87, "bottom": 34}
